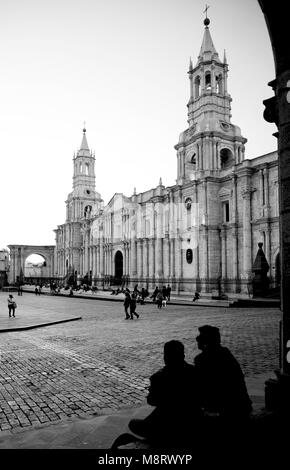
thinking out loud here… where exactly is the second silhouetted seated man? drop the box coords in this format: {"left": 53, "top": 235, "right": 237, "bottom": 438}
{"left": 128, "top": 340, "right": 203, "bottom": 447}
{"left": 194, "top": 325, "right": 252, "bottom": 423}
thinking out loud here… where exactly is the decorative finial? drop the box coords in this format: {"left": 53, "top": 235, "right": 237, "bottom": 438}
{"left": 83, "top": 121, "right": 86, "bottom": 133}
{"left": 203, "top": 4, "right": 210, "bottom": 26}
{"left": 258, "top": 242, "right": 263, "bottom": 249}
{"left": 189, "top": 56, "right": 193, "bottom": 72}
{"left": 159, "top": 177, "right": 163, "bottom": 186}
{"left": 223, "top": 49, "right": 227, "bottom": 64}
{"left": 133, "top": 187, "right": 136, "bottom": 195}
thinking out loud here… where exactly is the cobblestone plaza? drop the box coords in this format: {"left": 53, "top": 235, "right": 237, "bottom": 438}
{"left": 0, "top": 293, "right": 279, "bottom": 434}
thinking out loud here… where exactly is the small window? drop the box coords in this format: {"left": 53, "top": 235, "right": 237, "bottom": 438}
{"left": 223, "top": 201, "right": 230, "bottom": 223}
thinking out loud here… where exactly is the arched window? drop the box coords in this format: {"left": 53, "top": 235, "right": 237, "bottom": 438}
{"left": 205, "top": 72, "right": 211, "bottom": 90}
{"left": 191, "top": 153, "right": 196, "bottom": 167}
{"left": 84, "top": 205, "right": 92, "bottom": 218}
{"left": 216, "top": 74, "right": 223, "bottom": 94}
{"left": 85, "top": 163, "right": 89, "bottom": 175}
{"left": 185, "top": 198, "right": 192, "bottom": 229}
{"left": 194, "top": 76, "right": 201, "bottom": 98}
{"left": 80, "top": 162, "right": 83, "bottom": 173}
{"left": 220, "top": 148, "right": 234, "bottom": 169}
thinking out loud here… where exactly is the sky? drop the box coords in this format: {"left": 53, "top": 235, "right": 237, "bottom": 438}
{"left": 0, "top": 0, "right": 276, "bottom": 250}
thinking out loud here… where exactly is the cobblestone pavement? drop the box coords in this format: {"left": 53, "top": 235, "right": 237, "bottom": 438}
{"left": 0, "top": 292, "right": 280, "bottom": 434}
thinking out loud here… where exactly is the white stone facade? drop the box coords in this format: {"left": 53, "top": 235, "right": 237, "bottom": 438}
{"left": 54, "top": 21, "right": 279, "bottom": 297}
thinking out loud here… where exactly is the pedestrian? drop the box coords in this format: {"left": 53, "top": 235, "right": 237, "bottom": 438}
{"left": 156, "top": 292, "right": 163, "bottom": 309}
{"left": 151, "top": 286, "right": 159, "bottom": 303}
{"left": 17, "top": 284, "right": 23, "bottom": 296}
{"left": 38, "top": 285, "right": 42, "bottom": 295}
{"left": 124, "top": 292, "right": 131, "bottom": 320}
{"left": 35, "top": 286, "right": 38, "bottom": 295}
{"left": 140, "top": 288, "right": 146, "bottom": 305}
{"left": 129, "top": 292, "right": 139, "bottom": 319}
{"left": 7, "top": 294, "right": 16, "bottom": 318}
{"left": 166, "top": 284, "right": 171, "bottom": 301}
{"left": 162, "top": 285, "right": 167, "bottom": 298}
{"left": 193, "top": 291, "right": 200, "bottom": 302}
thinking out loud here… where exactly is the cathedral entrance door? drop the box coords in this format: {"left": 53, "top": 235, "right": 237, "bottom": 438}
{"left": 114, "top": 251, "right": 123, "bottom": 285}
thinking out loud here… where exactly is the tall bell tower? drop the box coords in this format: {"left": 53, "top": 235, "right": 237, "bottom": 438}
{"left": 65, "top": 127, "right": 102, "bottom": 222}
{"left": 175, "top": 15, "right": 247, "bottom": 183}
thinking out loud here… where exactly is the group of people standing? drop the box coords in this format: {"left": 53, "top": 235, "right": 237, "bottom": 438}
{"left": 151, "top": 285, "right": 171, "bottom": 306}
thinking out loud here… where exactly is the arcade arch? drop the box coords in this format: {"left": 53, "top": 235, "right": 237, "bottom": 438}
{"left": 8, "top": 245, "right": 55, "bottom": 285}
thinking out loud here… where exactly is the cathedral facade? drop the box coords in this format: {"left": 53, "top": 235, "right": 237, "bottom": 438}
{"left": 54, "top": 19, "right": 279, "bottom": 298}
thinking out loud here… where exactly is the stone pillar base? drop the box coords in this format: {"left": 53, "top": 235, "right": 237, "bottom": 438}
{"left": 265, "top": 372, "right": 290, "bottom": 413}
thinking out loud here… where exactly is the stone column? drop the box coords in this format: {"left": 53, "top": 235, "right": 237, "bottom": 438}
{"left": 241, "top": 187, "right": 254, "bottom": 293}
{"left": 100, "top": 240, "right": 104, "bottom": 279}
{"left": 221, "top": 227, "right": 227, "bottom": 280}
{"left": 202, "top": 226, "right": 209, "bottom": 292}
{"left": 155, "top": 203, "right": 163, "bottom": 280}
{"left": 144, "top": 239, "right": 149, "bottom": 280}
{"left": 163, "top": 237, "right": 170, "bottom": 280}
{"left": 231, "top": 227, "right": 239, "bottom": 287}
{"left": 149, "top": 239, "right": 155, "bottom": 287}
{"left": 242, "top": 187, "right": 252, "bottom": 274}
{"left": 130, "top": 237, "right": 137, "bottom": 280}
{"left": 137, "top": 239, "right": 143, "bottom": 280}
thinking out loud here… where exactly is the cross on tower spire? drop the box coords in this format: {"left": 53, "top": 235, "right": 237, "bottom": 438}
{"left": 203, "top": 4, "right": 210, "bottom": 18}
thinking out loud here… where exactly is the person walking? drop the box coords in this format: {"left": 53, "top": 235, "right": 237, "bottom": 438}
{"left": 7, "top": 294, "right": 16, "bottom": 318}
{"left": 35, "top": 285, "right": 38, "bottom": 295}
{"left": 151, "top": 286, "right": 159, "bottom": 303}
{"left": 124, "top": 292, "right": 131, "bottom": 320}
{"left": 129, "top": 292, "right": 139, "bottom": 319}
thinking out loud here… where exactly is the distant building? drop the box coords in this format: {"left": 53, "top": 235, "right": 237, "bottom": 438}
{"left": 0, "top": 249, "right": 9, "bottom": 288}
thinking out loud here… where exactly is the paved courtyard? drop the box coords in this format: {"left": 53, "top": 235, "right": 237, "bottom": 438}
{"left": 0, "top": 292, "right": 280, "bottom": 435}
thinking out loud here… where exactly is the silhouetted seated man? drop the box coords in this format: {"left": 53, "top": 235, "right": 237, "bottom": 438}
{"left": 128, "top": 340, "right": 203, "bottom": 447}
{"left": 194, "top": 325, "right": 252, "bottom": 430}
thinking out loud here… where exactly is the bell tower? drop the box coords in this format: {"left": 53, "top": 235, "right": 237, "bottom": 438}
{"left": 175, "top": 16, "right": 247, "bottom": 183}
{"left": 65, "top": 127, "right": 102, "bottom": 222}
